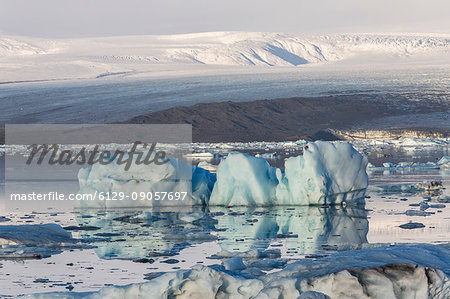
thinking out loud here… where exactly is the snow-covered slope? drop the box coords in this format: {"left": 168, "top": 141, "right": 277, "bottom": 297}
{"left": 159, "top": 32, "right": 450, "bottom": 66}
{"left": 1, "top": 32, "right": 449, "bottom": 82}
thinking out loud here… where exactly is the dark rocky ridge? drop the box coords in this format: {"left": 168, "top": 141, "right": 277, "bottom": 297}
{"left": 126, "top": 95, "right": 449, "bottom": 143}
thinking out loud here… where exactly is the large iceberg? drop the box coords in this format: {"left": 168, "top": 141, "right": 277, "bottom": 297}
{"left": 77, "top": 141, "right": 368, "bottom": 207}
{"left": 210, "top": 142, "right": 368, "bottom": 206}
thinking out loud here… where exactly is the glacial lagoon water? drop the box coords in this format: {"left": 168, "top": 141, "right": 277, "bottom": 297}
{"left": 0, "top": 145, "right": 448, "bottom": 296}
{"left": 0, "top": 66, "right": 449, "bottom": 295}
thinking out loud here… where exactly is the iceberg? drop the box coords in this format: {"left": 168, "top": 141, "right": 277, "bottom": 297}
{"left": 276, "top": 142, "right": 368, "bottom": 205}
{"left": 24, "top": 244, "right": 450, "bottom": 299}
{"left": 210, "top": 142, "right": 368, "bottom": 206}
{"left": 209, "top": 153, "right": 279, "bottom": 206}
{"left": 78, "top": 141, "right": 368, "bottom": 207}
{"left": 78, "top": 156, "right": 215, "bottom": 208}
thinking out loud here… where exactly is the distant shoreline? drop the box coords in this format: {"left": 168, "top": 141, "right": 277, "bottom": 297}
{"left": 126, "top": 95, "right": 449, "bottom": 143}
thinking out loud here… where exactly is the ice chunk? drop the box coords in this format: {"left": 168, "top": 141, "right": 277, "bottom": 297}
{"left": 298, "top": 291, "right": 330, "bottom": 299}
{"left": 0, "top": 223, "right": 73, "bottom": 246}
{"left": 255, "top": 152, "right": 283, "bottom": 159}
{"left": 404, "top": 210, "right": 434, "bottom": 217}
{"left": 371, "top": 180, "right": 443, "bottom": 194}
{"left": 437, "top": 156, "right": 450, "bottom": 169}
{"left": 78, "top": 156, "right": 215, "bottom": 208}
{"left": 197, "top": 161, "right": 217, "bottom": 173}
{"left": 28, "top": 244, "right": 449, "bottom": 299}
{"left": 368, "top": 156, "right": 450, "bottom": 170}
{"left": 192, "top": 166, "right": 217, "bottom": 204}
{"left": 209, "top": 153, "right": 279, "bottom": 206}
{"left": 276, "top": 141, "right": 368, "bottom": 205}
{"left": 222, "top": 257, "right": 246, "bottom": 271}
{"left": 0, "top": 224, "right": 86, "bottom": 259}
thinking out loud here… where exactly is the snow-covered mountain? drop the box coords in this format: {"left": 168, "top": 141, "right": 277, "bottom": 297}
{"left": 1, "top": 32, "right": 449, "bottom": 82}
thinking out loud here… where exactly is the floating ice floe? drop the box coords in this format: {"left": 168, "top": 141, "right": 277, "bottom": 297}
{"left": 197, "top": 161, "right": 218, "bottom": 173}
{"left": 0, "top": 224, "right": 89, "bottom": 259}
{"left": 0, "top": 223, "right": 73, "bottom": 246}
{"left": 370, "top": 180, "right": 443, "bottom": 194}
{"left": 78, "top": 141, "right": 368, "bottom": 207}
{"left": 23, "top": 244, "right": 450, "bottom": 298}
{"left": 254, "top": 152, "right": 283, "bottom": 159}
{"left": 368, "top": 156, "right": 450, "bottom": 171}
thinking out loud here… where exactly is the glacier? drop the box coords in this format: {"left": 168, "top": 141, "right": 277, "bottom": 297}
{"left": 1, "top": 32, "right": 449, "bottom": 83}
{"left": 78, "top": 141, "right": 368, "bottom": 207}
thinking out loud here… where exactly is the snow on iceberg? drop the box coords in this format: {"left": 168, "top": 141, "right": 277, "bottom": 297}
{"left": 78, "top": 141, "right": 368, "bottom": 207}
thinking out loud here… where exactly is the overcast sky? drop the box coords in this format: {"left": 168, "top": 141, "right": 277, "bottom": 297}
{"left": 1, "top": 0, "right": 449, "bottom": 37}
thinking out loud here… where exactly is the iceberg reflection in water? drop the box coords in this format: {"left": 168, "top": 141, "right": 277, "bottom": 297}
{"left": 75, "top": 205, "right": 368, "bottom": 261}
